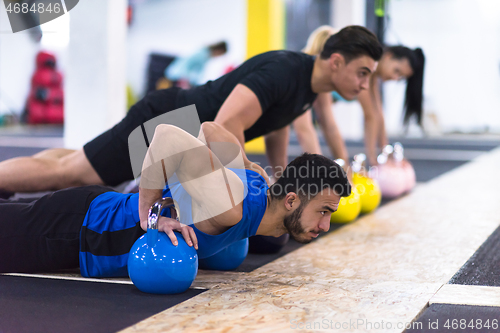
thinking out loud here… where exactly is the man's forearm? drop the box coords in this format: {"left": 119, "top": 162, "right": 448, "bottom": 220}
{"left": 265, "top": 127, "right": 289, "bottom": 179}
{"left": 138, "top": 124, "right": 215, "bottom": 225}
{"left": 139, "top": 188, "right": 164, "bottom": 230}
{"left": 297, "top": 133, "right": 322, "bottom": 154}
{"left": 377, "top": 114, "right": 389, "bottom": 149}
{"left": 359, "top": 79, "right": 383, "bottom": 166}
{"left": 319, "top": 121, "right": 348, "bottom": 162}
{"left": 214, "top": 120, "right": 246, "bottom": 148}
{"left": 293, "top": 111, "right": 322, "bottom": 154}
{"left": 213, "top": 84, "right": 263, "bottom": 148}
{"left": 372, "top": 78, "right": 388, "bottom": 150}
{"left": 363, "top": 113, "right": 379, "bottom": 166}
{"left": 313, "top": 93, "right": 349, "bottom": 162}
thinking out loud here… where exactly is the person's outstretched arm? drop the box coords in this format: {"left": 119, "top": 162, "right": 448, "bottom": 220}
{"left": 371, "top": 77, "right": 389, "bottom": 150}
{"left": 292, "top": 110, "right": 322, "bottom": 154}
{"left": 264, "top": 126, "right": 289, "bottom": 181}
{"left": 313, "top": 92, "right": 349, "bottom": 162}
{"left": 214, "top": 58, "right": 297, "bottom": 179}
{"left": 214, "top": 83, "right": 284, "bottom": 180}
{"left": 214, "top": 84, "right": 263, "bottom": 147}
{"left": 359, "top": 76, "right": 386, "bottom": 166}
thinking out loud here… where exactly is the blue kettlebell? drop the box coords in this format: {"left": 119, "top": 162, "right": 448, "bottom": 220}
{"left": 199, "top": 238, "right": 249, "bottom": 271}
{"left": 128, "top": 198, "right": 198, "bottom": 294}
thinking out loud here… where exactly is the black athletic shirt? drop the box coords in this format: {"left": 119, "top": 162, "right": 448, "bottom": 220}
{"left": 176, "top": 50, "right": 317, "bottom": 141}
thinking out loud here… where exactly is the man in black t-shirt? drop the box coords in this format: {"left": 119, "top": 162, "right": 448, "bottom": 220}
{"left": 0, "top": 26, "right": 382, "bottom": 195}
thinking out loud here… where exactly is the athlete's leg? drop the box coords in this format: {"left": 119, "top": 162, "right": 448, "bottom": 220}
{"left": 83, "top": 87, "right": 183, "bottom": 187}
{"left": 0, "top": 148, "right": 104, "bottom": 193}
{"left": 0, "top": 87, "right": 182, "bottom": 193}
{"left": 0, "top": 186, "right": 108, "bottom": 273}
{"left": 32, "top": 148, "right": 75, "bottom": 159}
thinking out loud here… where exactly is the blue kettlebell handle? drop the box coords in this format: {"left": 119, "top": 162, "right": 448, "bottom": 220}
{"left": 147, "top": 197, "right": 176, "bottom": 247}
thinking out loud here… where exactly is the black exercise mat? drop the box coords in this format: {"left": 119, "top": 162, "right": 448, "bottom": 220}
{"left": 407, "top": 304, "right": 500, "bottom": 333}
{"left": 248, "top": 155, "right": 470, "bottom": 184}
{"left": 289, "top": 136, "right": 500, "bottom": 152}
{"left": 342, "top": 139, "right": 500, "bottom": 152}
{"left": 409, "top": 159, "right": 469, "bottom": 182}
{"left": 449, "top": 224, "right": 500, "bottom": 287}
{"left": 0, "top": 275, "right": 205, "bottom": 333}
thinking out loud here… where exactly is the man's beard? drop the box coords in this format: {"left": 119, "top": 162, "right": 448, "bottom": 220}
{"left": 283, "top": 201, "right": 310, "bottom": 244}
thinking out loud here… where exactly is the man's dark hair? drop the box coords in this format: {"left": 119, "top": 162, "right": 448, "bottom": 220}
{"left": 320, "top": 25, "right": 383, "bottom": 63}
{"left": 269, "top": 153, "right": 351, "bottom": 203}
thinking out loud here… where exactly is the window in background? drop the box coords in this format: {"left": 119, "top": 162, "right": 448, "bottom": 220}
{"left": 285, "top": 0, "right": 330, "bottom": 52}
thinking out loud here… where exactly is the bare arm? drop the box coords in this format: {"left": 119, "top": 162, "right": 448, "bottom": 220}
{"left": 359, "top": 76, "right": 385, "bottom": 166}
{"left": 201, "top": 122, "right": 269, "bottom": 182}
{"left": 292, "top": 110, "right": 322, "bottom": 154}
{"left": 138, "top": 186, "right": 197, "bottom": 248}
{"left": 139, "top": 123, "right": 250, "bottom": 245}
{"left": 313, "top": 92, "right": 349, "bottom": 162}
{"left": 264, "top": 126, "right": 290, "bottom": 180}
{"left": 372, "top": 78, "right": 389, "bottom": 149}
{"left": 214, "top": 84, "right": 263, "bottom": 147}
{"left": 138, "top": 124, "right": 209, "bottom": 247}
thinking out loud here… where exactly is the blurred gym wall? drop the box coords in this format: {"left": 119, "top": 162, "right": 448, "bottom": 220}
{"left": 127, "top": 0, "right": 246, "bottom": 97}
{"left": 0, "top": 5, "right": 43, "bottom": 115}
{"left": 2, "top": 0, "right": 499, "bottom": 139}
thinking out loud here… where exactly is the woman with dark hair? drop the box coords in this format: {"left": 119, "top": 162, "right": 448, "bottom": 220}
{"left": 292, "top": 26, "right": 425, "bottom": 166}
{"left": 360, "top": 45, "right": 425, "bottom": 165}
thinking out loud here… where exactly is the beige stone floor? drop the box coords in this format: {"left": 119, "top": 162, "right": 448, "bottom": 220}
{"left": 118, "top": 148, "right": 500, "bottom": 333}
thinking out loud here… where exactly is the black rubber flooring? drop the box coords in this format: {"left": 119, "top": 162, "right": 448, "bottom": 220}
{"left": 248, "top": 154, "right": 470, "bottom": 184}
{"left": 304, "top": 136, "right": 500, "bottom": 152}
{"left": 407, "top": 304, "right": 500, "bottom": 333}
{"left": 0, "top": 275, "right": 206, "bottom": 333}
{"left": 410, "top": 159, "right": 468, "bottom": 182}
{"left": 449, "top": 224, "right": 500, "bottom": 287}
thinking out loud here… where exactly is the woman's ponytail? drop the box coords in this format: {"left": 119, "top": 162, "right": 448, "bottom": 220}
{"left": 403, "top": 47, "right": 425, "bottom": 126}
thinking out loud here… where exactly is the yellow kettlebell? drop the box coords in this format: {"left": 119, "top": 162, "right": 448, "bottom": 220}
{"left": 353, "top": 173, "right": 381, "bottom": 214}
{"left": 330, "top": 186, "right": 361, "bottom": 223}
